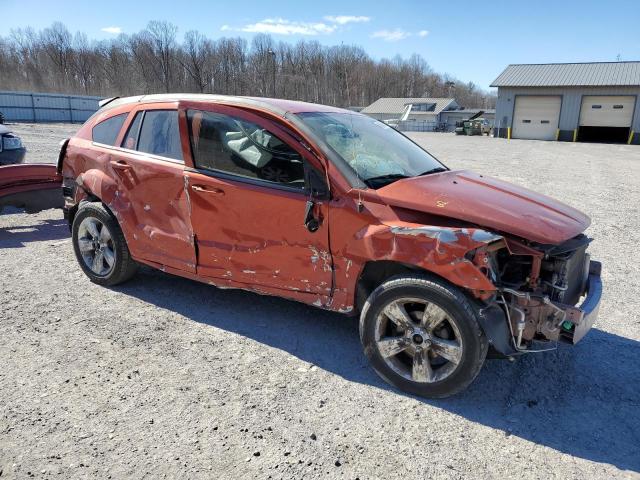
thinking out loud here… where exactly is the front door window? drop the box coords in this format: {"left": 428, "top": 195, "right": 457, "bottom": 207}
{"left": 188, "top": 110, "right": 305, "bottom": 188}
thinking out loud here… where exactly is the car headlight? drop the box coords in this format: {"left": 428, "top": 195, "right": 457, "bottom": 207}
{"left": 2, "top": 136, "right": 23, "bottom": 150}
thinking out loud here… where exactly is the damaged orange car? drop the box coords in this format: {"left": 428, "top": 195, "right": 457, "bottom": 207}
{"left": 58, "top": 94, "right": 602, "bottom": 398}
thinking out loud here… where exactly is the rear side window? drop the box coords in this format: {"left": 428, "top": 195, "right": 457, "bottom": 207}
{"left": 137, "top": 110, "right": 183, "bottom": 161}
{"left": 92, "top": 113, "right": 127, "bottom": 146}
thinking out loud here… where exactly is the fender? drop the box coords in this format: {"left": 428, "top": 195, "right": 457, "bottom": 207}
{"left": 72, "top": 168, "right": 140, "bottom": 251}
{"left": 330, "top": 221, "right": 500, "bottom": 313}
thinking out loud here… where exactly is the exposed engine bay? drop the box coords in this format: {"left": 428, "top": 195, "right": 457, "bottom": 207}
{"left": 478, "top": 234, "right": 601, "bottom": 355}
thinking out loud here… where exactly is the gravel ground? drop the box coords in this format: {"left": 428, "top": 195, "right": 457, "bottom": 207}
{"left": 1, "top": 124, "right": 639, "bottom": 479}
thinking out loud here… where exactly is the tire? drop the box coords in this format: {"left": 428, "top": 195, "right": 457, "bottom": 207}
{"left": 359, "top": 274, "right": 488, "bottom": 398}
{"left": 72, "top": 202, "right": 138, "bottom": 286}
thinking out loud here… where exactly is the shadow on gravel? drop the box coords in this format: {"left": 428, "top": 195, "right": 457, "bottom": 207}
{"left": 116, "top": 268, "right": 640, "bottom": 473}
{"left": 0, "top": 218, "right": 69, "bottom": 248}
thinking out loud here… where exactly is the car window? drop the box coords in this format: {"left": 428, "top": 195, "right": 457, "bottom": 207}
{"left": 297, "top": 112, "right": 446, "bottom": 189}
{"left": 187, "top": 109, "right": 305, "bottom": 189}
{"left": 137, "top": 110, "right": 183, "bottom": 161}
{"left": 121, "top": 111, "right": 143, "bottom": 150}
{"left": 92, "top": 113, "right": 127, "bottom": 146}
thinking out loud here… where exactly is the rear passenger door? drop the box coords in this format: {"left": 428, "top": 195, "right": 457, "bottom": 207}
{"left": 109, "top": 106, "right": 196, "bottom": 272}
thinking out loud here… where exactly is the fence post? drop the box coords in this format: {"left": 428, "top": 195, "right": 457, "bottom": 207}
{"left": 30, "top": 93, "right": 36, "bottom": 122}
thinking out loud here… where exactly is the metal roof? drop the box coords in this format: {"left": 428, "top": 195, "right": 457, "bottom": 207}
{"left": 360, "top": 97, "right": 456, "bottom": 115}
{"left": 491, "top": 62, "right": 640, "bottom": 87}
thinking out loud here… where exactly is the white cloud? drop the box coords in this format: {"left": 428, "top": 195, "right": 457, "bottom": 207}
{"left": 225, "top": 18, "right": 337, "bottom": 36}
{"left": 324, "top": 15, "right": 371, "bottom": 25}
{"left": 371, "top": 29, "right": 411, "bottom": 42}
{"left": 101, "top": 26, "right": 122, "bottom": 35}
{"left": 418, "top": 30, "right": 429, "bottom": 37}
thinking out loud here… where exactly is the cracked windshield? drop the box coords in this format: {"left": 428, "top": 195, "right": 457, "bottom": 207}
{"left": 298, "top": 112, "right": 447, "bottom": 188}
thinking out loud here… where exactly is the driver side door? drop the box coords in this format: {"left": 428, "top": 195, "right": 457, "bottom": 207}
{"left": 183, "top": 104, "right": 333, "bottom": 296}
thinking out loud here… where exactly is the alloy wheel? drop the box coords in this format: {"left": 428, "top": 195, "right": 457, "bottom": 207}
{"left": 77, "top": 217, "right": 116, "bottom": 276}
{"left": 374, "top": 298, "right": 464, "bottom": 383}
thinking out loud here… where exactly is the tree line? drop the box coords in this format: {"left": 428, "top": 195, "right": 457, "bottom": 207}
{"left": 0, "top": 21, "right": 495, "bottom": 109}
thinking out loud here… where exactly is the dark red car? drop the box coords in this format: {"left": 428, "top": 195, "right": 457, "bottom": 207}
{"left": 56, "top": 94, "right": 602, "bottom": 397}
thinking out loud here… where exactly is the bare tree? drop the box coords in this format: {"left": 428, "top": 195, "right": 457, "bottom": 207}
{"left": 71, "top": 33, "right": 95, "bottom": 94}
{"left": 0, "top": 21, "right": 496, "bottom": 109}
{"left": 40, "top": 22, "right": 73, "bottom": 90}
{"left": 179, "top": 30, "right": 211, "bottom": 92}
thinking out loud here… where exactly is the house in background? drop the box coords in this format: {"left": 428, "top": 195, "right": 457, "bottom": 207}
{"left": 360, "top": 97, "right": 458, "bottom": 131}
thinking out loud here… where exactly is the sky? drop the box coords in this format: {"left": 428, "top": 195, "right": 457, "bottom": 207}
{"left": 1, "top": 0, "right": 638, "bottom": 91}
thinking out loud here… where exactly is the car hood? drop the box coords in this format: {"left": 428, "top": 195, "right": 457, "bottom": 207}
{"left": 376, "top": 170, "right": 590, "bottom": 244}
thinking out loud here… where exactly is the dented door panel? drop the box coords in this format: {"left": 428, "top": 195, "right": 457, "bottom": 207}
{"left": 186, "top": 170, "right": 332, "bottom": 295}
{"left": 65, "top": 137, "right": 196, "bottom": 273}
{"left": 107, "top": 147, "right": 196, "bottom": 272}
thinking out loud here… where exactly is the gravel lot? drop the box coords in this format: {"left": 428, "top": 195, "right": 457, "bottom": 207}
{"left": 1, "top": 123, "right": 639, "bottom": 479}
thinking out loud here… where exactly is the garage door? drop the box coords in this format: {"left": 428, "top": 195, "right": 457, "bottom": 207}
{"left": 512, "top": 96, "right": 561, "bottom": 140}
{"left": 579, "top": 96, "right": 635, "bottom": 127}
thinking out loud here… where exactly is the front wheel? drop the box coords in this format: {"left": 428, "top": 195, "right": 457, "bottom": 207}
{"left": 359, "top": 275, "right": 488, "bottom": 398}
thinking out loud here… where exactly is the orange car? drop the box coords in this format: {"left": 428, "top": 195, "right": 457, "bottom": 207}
{"left": 57, "top": 94, "right": 602, "bottom": 397}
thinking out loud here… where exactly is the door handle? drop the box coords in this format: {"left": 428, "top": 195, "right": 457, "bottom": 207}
{"left": 191, "top": 185, "right": 225, "bottom": 195}
{"left": 110, "top": 160, "right": 131, "bottom": 171}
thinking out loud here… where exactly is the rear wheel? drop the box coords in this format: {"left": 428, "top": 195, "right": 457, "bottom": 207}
{"left": 360, "top": 275, "right": 488, "bottom": 398}
{"left": 72, "top": 202, "right": 137, "bottom": 286}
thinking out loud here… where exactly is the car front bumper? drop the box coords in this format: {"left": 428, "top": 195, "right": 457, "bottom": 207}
{"left": 560, "top": 260, "right": 602, "bottom": 344}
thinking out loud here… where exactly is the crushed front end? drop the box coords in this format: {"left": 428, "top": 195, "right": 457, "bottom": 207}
{"left": 477, "top": 234, "right": 602, "bottom": 355}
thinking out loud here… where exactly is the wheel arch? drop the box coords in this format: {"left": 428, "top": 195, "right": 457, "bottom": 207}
{"left": 353, "top": 259, "right": 515, "bottom": 356}
{"left": 355, "top": 260, "right": 461, "bottom": 315}
{"left": 71, "top": 169, "right": 135, "bottom": 242}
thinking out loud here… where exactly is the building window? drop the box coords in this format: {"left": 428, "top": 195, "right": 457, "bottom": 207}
{"left": 591, "top": 105, "right": 602, "bottom": 109}
{"left": 613, "top": 105, "right": 624, "bottom": 109}
{"left": 410, "top": 103, "right": 436, "bottom": 112}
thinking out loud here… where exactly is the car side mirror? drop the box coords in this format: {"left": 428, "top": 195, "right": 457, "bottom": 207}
{"left": 304, "top": 200, "right": 320, "bottom": 232}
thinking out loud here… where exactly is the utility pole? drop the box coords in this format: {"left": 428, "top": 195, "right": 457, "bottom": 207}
{"left": 267, "top": 48, "right": 276, "bottom": 97}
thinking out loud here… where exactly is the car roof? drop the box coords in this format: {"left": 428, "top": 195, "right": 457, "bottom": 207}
{"left": 102, "top": 93, "right": 351, "bottom": 116}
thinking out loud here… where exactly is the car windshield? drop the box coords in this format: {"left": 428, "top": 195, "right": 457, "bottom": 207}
{"left": 297, "top": 112, "right": 447, "bottom": 188}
